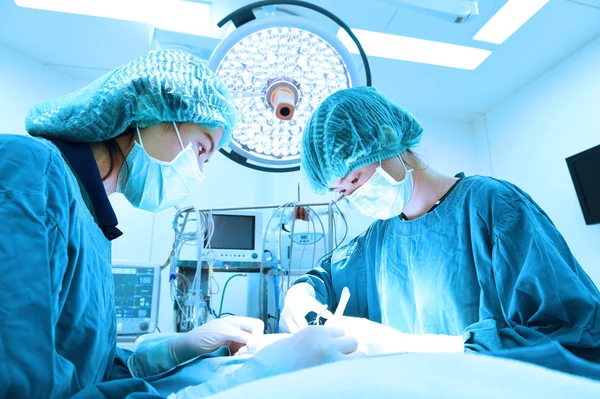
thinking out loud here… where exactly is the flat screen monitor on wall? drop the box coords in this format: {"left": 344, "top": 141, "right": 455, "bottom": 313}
{"left": 566, "top": 144, "right": 600, "bottom": 225}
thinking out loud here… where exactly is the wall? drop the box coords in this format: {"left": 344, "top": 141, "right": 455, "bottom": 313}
{"left": 475, "top": 35, "right": 600, "bottom": 284}
{"left": 0, "top": 44, "right": 78, "bottom": 134}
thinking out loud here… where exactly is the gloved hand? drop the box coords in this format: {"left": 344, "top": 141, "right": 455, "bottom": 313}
{"left": 326, "top": 316, "right": 464, "bottom": 355}
{"left": 234, "top": 333, "right": 292, "bottom": 356}
{"left": 167, "top": 316, "right": 264, "bottom": 364}
{"left": 244, "top": 325, "right": 364, "bottom": 378}
{"left": 280, "top": 283, "right": 334, "bottom": 333}
{"left": 169, "top": 327, "right": 365, "bottom": 399}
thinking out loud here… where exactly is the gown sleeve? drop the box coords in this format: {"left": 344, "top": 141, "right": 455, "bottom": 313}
{"left": 294, "top": 233, "right": 371, "bottom": 318}
{"left": 0, "top": 140, "right": 77, "bottom": 397}
{"left": 464, "top": 187, "right": 600, "bottom": 365}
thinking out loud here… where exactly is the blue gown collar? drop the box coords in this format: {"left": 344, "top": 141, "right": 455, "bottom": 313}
{"left": 52, "top": 139, "right": 123, "bottom": 241}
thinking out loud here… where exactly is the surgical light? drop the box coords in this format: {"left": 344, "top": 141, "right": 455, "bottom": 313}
{"left": 208, "top": 1, "right": 370, "bottom": 173}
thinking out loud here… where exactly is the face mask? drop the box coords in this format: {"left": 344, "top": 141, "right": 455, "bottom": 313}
{"left": 346, "top": 156, "right": 413, "bottom": 220}
{"left": 117, "top": 122, "right": 204, "bottom": 212}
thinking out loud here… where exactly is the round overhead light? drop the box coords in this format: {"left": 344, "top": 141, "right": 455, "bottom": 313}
{"left": 209, "top": 1, "right": 371, "bottom": 173}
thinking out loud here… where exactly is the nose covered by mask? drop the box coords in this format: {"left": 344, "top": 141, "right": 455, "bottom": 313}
{"left": 117, "top": 122, "right": 205, "bottom": 212}
{"left": 346, "top": 156, "right": 413, "bottom": 220}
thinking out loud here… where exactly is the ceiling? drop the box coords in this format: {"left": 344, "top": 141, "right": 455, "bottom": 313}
{"left": 1, "top": 0, "right": 599, "bottom": 122}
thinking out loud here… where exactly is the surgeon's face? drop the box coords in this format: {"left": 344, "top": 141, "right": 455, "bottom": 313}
{"left": 330, "top": 162, "right": 378, "bottom": 196}
{"left": 137, "top": 122, "right": 223, "bottom": 172}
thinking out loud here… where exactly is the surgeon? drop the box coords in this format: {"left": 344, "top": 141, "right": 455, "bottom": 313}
{"left": 0, "top": 50, "right": 359, "bottom": 399}
{"left": 280, "top": 86, "right": 600, "bottom": 373}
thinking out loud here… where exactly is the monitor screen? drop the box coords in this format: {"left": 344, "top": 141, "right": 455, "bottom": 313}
{"left": 113, "top": 267, "right": 154, "bottom": 320}
{"left": 567, "top": 144, "right": 600, "bottom": 225}
{"left": 208, "top": 214, "right": 255, "bottom": 250}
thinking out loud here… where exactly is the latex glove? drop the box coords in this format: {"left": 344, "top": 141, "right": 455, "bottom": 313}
{"left": 234, "top": 333, "right": 292, "bottom": 356}
{"left": 280, "top": 283, "right": 334, "bottom": 333}
{"left": 169, "top": 326, "right": 365, "bottom": 399}
{"left": 167, "top": 316, "right": 264, "bottom": 364}
{"left": 245, "top": 325, "right": 364, "bottom": 378}
{"left": 326, "top": 316, "right": 464, "bottom": 355}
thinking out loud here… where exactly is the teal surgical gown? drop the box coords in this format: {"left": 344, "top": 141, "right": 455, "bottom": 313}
{"left": 0, "top": 134, "right": 121, "bottom": 397}
{"left": 0, "top": 134, "right": 174, "bottom": 398}
{"left": 0, "top": 134, "right": 258, "bottom": 399}
{"left": 296, "top": 176, "right": 600, "bottom": 371}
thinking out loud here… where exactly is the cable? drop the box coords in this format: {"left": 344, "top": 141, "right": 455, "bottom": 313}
{"left": 287, "top": 205, "right": 298, "bottom": 289}
{"left": 171, "top": 275, "right": 191, "bottom": 331}
{"left": 305, "top": 206, "right": 323, "bottom": 270}
{"left": 166, "top": 207, "right": 217, "bottom": 331}
{"left": 260, "top": 202, "right": 296, "bottom": 321}
{"left": 219, "top": 273, "right": 247, "bottom": 316}
{"left": 273, "top": 273, "right": 281, "bottom": 333}
{"left": 331, "top": 202, "right": 349, "bottom": 257}
{"left": 292, "top": 212, "right": 309, "bottom": 282}
{"left": 294, "top": 209, "right": 316, "bottom": 276}
{"left": 210, "top": 276, "right": 220, "bottom": 295}
{"left": 332, "top": 210, "right": 338, "bottom": 247}
{"left": 297, "top": 242, "right": 307, "bottom": 273}
{"left": 313, "top": 201, "right": 349, "bottom": 269}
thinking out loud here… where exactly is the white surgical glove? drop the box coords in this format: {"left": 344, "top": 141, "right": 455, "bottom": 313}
{"left": 234, "top": 333, "right": 292, "bottom": 356}
{"left": 170, "top": 326, "right": 365, "bottom": 399}
{"left": 167, "top": 316, "right": 264, "bottom": 364}
{"left": 242, "top": 325, "right": 364, "bottom": 377}
{"left": 280, "top": 283, "right": 334, "bottom": 333}
{"left": 326, "top": 316, "right": 464, "bottom": 355}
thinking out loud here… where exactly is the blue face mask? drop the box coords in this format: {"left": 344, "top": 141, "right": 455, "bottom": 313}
{"left": 346, "top": 156, "right": 414, "bottom": 220}
{"left": 117, "top": 123, "right": 204, "bottom": 212}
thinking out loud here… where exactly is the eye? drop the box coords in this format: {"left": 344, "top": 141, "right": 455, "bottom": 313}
{"left": 198, "top": 144, "right": 207, "bottom": 157}
{"left": 351, "top": 177, "right": 359, "bottom": 184}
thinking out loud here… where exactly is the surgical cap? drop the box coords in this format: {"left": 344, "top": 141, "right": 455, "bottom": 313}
{"left": 301, "top": 86, "right": 423, "bottom": 194}
{"left": 26, "top": 50, "right": 237, "bottom": 149}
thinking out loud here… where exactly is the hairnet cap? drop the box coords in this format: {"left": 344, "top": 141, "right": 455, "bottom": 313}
{"left": 26, "top": 50, "right": 237, "bottom": 149}
{"left": 301, "top": 86, "right": 423, "bottom": 194}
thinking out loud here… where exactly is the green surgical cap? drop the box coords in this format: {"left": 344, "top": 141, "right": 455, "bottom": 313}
{"left": 301, "top": 86, "right": 423, "bottom": 194}
{"left": 26, "top": 50, "right": 237, "bottom": 149}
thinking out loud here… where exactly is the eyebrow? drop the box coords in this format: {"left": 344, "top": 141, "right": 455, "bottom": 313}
{"left": 330, "top": 172, "right": 357, "bottom": 190}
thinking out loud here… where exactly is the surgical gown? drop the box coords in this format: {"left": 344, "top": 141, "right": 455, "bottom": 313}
{"left": 296, "top": 176, "right": 600, "bottom": 372}
{"left": 0, "top": 135, "right": 154, "bottom": 397}
{"left": 0, "top": 135, "right": 266, "bottom": 399}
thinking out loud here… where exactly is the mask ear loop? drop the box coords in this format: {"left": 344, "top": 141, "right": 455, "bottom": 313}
{"left": 172, "top": 122, "right": 185, "bottom": 150}
{"left": 135, "top": 127, "right": 144, "bottom": 148}
{"left": 398, "top": 154, "right": 413, "bottom": 174}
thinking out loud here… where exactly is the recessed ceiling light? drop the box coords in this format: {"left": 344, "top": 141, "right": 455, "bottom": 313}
{"left": 338, "top": 28, "right": 492, "bottom": 70}
{"left": 473, "top": 0, "right": 550, "bottom": 44}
